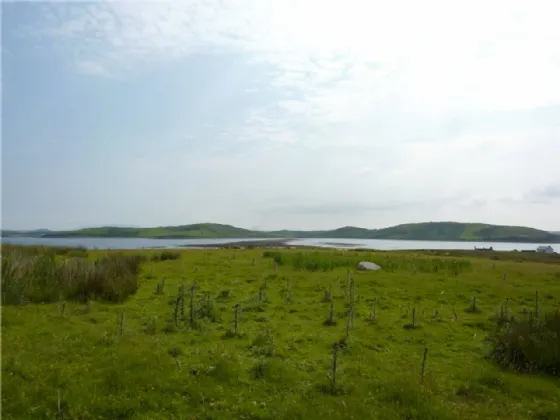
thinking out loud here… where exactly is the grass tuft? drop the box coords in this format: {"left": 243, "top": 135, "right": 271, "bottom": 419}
{"left": 151, "top": 250, "right": 181, "bottom": 262}
{"left": 489, "top": 310, "right": 560, "bottom": 376}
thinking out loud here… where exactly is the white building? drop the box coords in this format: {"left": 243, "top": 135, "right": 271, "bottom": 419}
{"left": 536, "top": 245, "right": 555, "bottom": 254}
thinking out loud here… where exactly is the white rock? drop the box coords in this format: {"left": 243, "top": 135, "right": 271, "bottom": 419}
{"left": 356, "top": 261, "right": 382, "bottom": 271}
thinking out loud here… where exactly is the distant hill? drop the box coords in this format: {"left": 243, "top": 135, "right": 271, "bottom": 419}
{"left": 39, "top": 223, "right": 272, "bottom": 239}
{"left": 369, "top": 222, "right": 559, "bottom": 243}
{"left": 1, "top": 229, "right": 52, "bottom": 238}
{"left": 272, "top": 222, "right": 560, "bottom": 243}
{"left": 18, "top": 221, "right": 560, "bottom": 243}
{"left": 267, "top": 226, "right": 375, "bottom": 239}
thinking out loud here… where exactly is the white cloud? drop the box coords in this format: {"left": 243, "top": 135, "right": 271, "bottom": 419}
{"left": 74, "top": 60, "right": 111, "bottom": 77}
{"left": 35, "top": 1, "right": 560, "bottom": 115}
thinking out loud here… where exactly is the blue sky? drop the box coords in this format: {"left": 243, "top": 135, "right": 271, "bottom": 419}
{"left": 2, "top": 0, "right": 560, "bottom": 231}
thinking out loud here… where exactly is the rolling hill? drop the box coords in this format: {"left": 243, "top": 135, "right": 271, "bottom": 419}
{"left": 36, "top": 223, "right": 271, "bottom": 239}
{"left": 267, "top": 226, "right": 376, "bottom": 239}
{"left": 274, "top": 222, "right": 560, "bottom": 242}
{"left": 0, "top": 229, "right": 52, "bottom": 238}
{"left": 369, "top": 222, "right": 560, "bottom": 242}
{"left": 6, "top": 221, "right": 558, "bottom": 243}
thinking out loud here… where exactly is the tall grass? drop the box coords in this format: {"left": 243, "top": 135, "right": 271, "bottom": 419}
{"left": 151, "top": 250, "right": 181, "bottom": 262}
{"left": 1, "top": 246, "right": 145, "bottom": 304}
{"left": 263, "top": 250, "right": 470, "bottom": 275}
{"left": 1, "top": 244, "right": 89, "bottom": 258}
{"left": 489, "top": 310, "right": 560, "bottom": 376}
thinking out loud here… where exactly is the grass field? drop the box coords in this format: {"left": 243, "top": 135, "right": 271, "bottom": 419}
{"left": 2, "top": 245, "right": 560, "bottom": 419}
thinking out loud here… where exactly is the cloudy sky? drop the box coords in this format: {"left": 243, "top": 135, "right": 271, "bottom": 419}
{"left": 2, "top": 0, "right": 560, "bottom": 231}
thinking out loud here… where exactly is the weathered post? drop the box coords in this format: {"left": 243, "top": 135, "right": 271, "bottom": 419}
{"left": 421, "top": 347, "right": 428, "bottom": 382}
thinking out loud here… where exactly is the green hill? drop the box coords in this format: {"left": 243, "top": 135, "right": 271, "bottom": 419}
{"left": 268, "top": 226, "right": 378, "bottom": 239}
{"left": 42, "top": 223, "right": 271, "bottom": 239}
{"left": 1, "top": 229, "right": 52, "bottom": 238}
{"left": 266, "top": 226, "right": 375, "bottom": 239}
{"left": 271, "top": 222, "right": 559, "bottom": 243}
{"left": 28, "top": 221, "right": 560, "bottom": 243}
{"left": 370, "top": 222, "right": 560, "bottom": 242}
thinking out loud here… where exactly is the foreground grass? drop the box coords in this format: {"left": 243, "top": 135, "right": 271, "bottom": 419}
{"left": 2, "top": 248, "right": 560, "bottom": 419}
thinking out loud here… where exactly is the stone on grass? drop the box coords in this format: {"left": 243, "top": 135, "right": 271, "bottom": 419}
{"left": 357, "top": 261, "right": 381, "bottom": 271}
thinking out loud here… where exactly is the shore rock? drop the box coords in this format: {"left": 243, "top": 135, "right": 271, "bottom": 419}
{"left": 357, "top": 261, "right": 381, "bottom": 271}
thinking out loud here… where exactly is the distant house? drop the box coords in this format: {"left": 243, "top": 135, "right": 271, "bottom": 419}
{"left": 536, "top": 245, "right": 554, "bottom": 254}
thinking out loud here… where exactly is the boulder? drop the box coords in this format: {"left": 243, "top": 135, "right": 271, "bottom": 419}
{"left": 357, "top": 261, "right": 381, "bottom": 271}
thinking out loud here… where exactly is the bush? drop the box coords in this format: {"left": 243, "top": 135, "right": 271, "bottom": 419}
{"left": 489, "top": 311, "right": 560, "bottom": 376}
{"left": 1, "top": 247, "right": 145, "bottom": 304}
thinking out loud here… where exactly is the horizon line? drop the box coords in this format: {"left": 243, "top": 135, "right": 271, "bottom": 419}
{"left": 2, "top": 220, "right": 559, "bottom": 233}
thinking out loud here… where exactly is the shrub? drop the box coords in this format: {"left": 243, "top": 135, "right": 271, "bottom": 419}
{"left": 489, "top": 311, "right": 560, "bottom": 376}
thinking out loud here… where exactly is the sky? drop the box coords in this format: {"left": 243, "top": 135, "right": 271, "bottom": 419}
{"left": 2, "top": 0, "right": 560, "bottom": 231}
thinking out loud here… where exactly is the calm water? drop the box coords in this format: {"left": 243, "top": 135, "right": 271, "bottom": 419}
{"left": 0, "top": 236, "right": 555, "bottom": 252}
{"left": 1, "top": 236, "right": 278, "bottom": 250}
{"left": 293, "top": 238, "right": 555, "bottom": 252}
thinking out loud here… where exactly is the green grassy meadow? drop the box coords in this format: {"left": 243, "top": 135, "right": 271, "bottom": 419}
{"left": 2, "top": 246, "right": 560, "bottom": 419}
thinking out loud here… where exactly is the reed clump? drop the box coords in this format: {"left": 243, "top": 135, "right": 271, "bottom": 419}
{"left": 1, "top": 247, "right": 144, "bottom": 304}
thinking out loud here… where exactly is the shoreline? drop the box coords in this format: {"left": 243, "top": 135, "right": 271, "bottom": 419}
{"left": 322, "top": 241, "right": 361, "bottom": 247}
